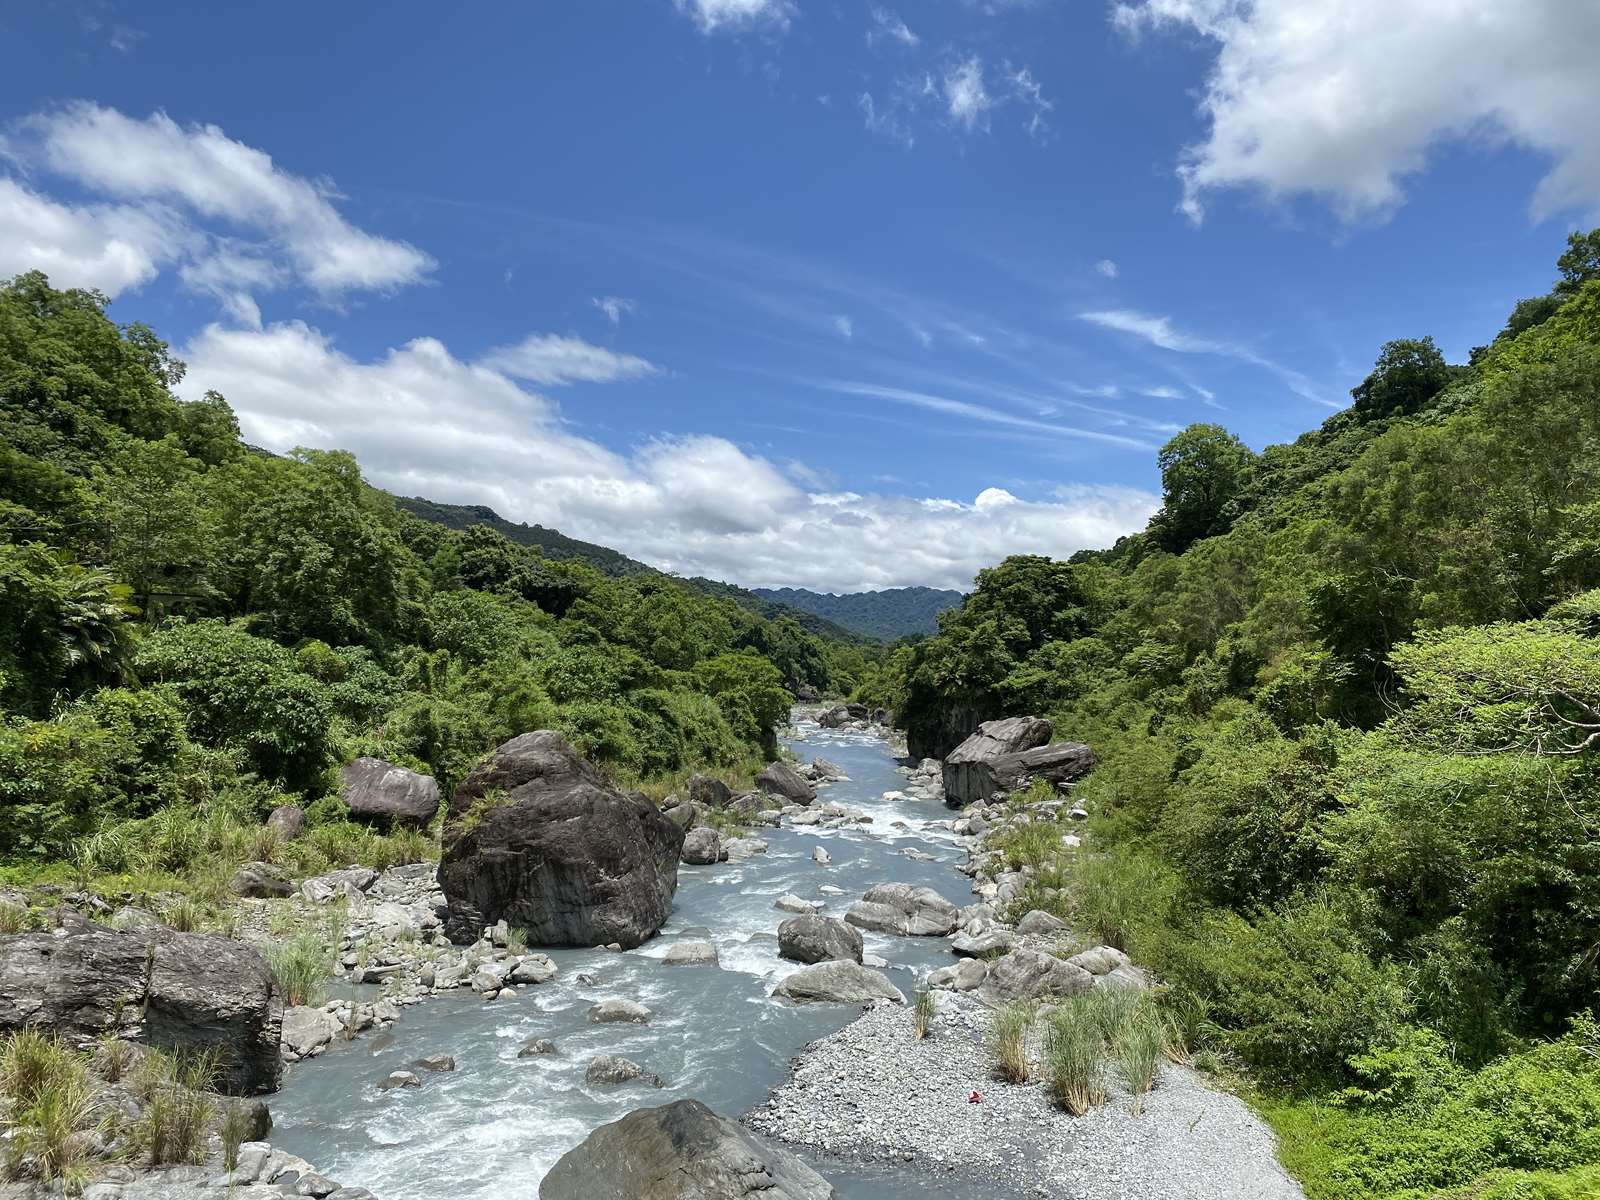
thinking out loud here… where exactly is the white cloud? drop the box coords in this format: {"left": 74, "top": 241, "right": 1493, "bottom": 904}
{"left": 1079, "top": 308, "right": 1331, "bottom": 406}
{"left": 0, "top": 178, "right": 189, "bottom": 296}
{"left": 1139, "top": 385, "right": 1184, "bottom": 399}
{"left": 868, "top": 7, "right": 919, "bottom": 47}
{"left": 859, "top": 92, "right": 916, "bottom": 149}
{"left": 181, "top": 321, "right": 1156, "bottom": 591}
{"left": 944, "top": 57, "right": 995, "bottom": 131}
{"left": 479, "top": 334, "right": 658, "bottom": 386}
{"left": 592, "top": 295, "right": 637, "bottom": 324}
{"left": 825, "top": 380, "right": 1158, "bottom": 450}
{"left": 1095, "top": 258, "right": 1119, "bottom": 278}
{"left": 833, "top": 315, "right": 854, "bottom": 340}
{"left": 1116, "top": 0, "right": 1600, "bottom": 223}
{"left": 2, "top": 103, "right": 432, "bottom": 319}
{"left": 674, "top": 0, "right": 794, "bottom": 34}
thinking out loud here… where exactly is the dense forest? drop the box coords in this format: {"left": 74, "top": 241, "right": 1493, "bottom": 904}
{"left": 752, "top": 585, "right": 965, "bottom": 640}
{"left": 861, "top": 231, "right": 1600, "bottom": 1199}
{"left": 0, "top": 269, "right": 880, "bottom": 881}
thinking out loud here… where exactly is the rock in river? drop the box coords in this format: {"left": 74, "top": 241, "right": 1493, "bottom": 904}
{"left": 585, "top": 1055, "right": 664, "bottom": 1088}
{"left": 341, "top": 757, "right": 441, "bottom": 828}
{"left": 756, "top": 761, "right": 817, "bottom": 805}
{"left": 540, "top": 1098, "right": 834, "bottom": 1200}
{"left": 681, "top": 826, "right": 724, "bottom": 865}
{"left": 0, "top": 925, "right": 282, "bottom": 1094}
{"left": 438, "top": 731, "right": 684, "bottom": 949}
{"left": 589, "top": 997, "right": 652, "bottom": 1024}
{"left": 843, "top": 882, "right": 958, "bottom": 937}
{"left": 777, "top": 914, "right": 863, "bottom": 965}
{"left": 775, "top": 961, "right": 904, "bottom": 1005}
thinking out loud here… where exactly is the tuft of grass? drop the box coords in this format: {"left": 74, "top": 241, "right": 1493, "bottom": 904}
{"left": 92, "top": 1032, "right": 135, "bottom": 1083}
{"left": 0, "top": 898, "right": 27, "bottom": 934}
{"left": 219, "top": 1100, "right": 253, "bottom": 1171}
{"left": 129, "top": 1048, "right": 219, "bottom": 1167}
{"left": 506, "top": 926, "right": 530, "bottom": 956}
{"left": 1044, "top": 1001, "right": 1107, "bottom": 1116}
{"left": 0, "top": 1029, "right": 95, "bottom": 1191}
{"left": 990, "top": 1000, "right": 1034, "bottom": 1084}
{"left": 1112, "top": 1001, "right": 1166, "bottom": 1112}
{"left": 264, "top": 933, "right": 333, "bottom": 1007}
{"left": 912, "top": 988, "right": 936, "bottom": 1039}
{"left": 161, "top": 896, "right": 206, "bottom": 933}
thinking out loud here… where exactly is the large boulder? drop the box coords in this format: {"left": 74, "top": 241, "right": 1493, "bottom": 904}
{"left": 976, "top": 947, "right": 1093, "bottom": 1007}
{"left": 265, "top": 804, "right": 306, "bottom": 841}
{"left": 843, "top": 883, "right": 958, "bottom": 937}
{"left": 541, "top": 1098, "right": 834, "bottom": 1200}
{"left": 686, "top": 774, "right": 732, "bottom": 808}
{"left": 777, "top": 915, "right": 863, "bottom": 965}
{"left": 438, "top": 732, "right": 684, "bottom": 949}
{"left": 0, "top": 926, "right": 282, "bottom": 1094}
{"left": 231, "top": 861, "right": 291, "bottom": 899}
{"left": 941, "top": 718, "right": 1094, "bottom": 807}
{"left": 340, "top": 757, "right": 441, "bottom": 828}
{"left": 775, "top": 961, "right": 904, "bottom": 1005}
{"left": 756, "top": 762, "right": 817, "bottom": 805}
{"left": 681, "top": 827, "right": 724, "bottom": 865}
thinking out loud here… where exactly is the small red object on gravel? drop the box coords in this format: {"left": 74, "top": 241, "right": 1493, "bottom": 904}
{"left": 969, "top": 1090, "right": 982, "bottom": 1103}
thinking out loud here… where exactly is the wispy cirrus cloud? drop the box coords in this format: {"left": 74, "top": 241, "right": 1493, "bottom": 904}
{"left": 480, "top": 333, "right": 658, "bottom": 386}
{"left": 673, "top": 0, "right": 794, "bottom": 35}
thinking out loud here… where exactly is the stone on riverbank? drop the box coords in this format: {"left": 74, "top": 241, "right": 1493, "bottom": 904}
{"left": 775, "top": 961, "right": 904, "bottom": 1005}
{"left": 265, "top": 804, "right": 306, "bottom": 841}
{"left": 942, "top": 717, "right": 1096, "bottom": 808}
{"left": 230, "top": 861, "right": 292, "bottom": 899}
{"left": 540, "top": 1098, "right": 834, "bottom": 1200}
{"left": 777, "top": 914, "right": 863, "bottom": 965}
{"left": 687, "top": 774, "right": 733, "bottom": 808}
{"left": 977, "top": 947, "right": 1092, "bottom": 1006}
{"left": 0, "top": 925, "right": 282, "bottom": 1093}
{"left": 340, "top": 757, "right": 441, "bottom": 828}
{"left": 438, "top": 731, "right": 683, "bottom": 949}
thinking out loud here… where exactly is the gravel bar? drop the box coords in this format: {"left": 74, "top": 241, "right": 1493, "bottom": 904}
{"left": 746, "top": 996, "right": 1307, "bottom": 1200}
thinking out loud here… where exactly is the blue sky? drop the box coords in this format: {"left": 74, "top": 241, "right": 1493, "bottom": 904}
{"left": 3, "top": 0, "right": 1596, "bottom": 590}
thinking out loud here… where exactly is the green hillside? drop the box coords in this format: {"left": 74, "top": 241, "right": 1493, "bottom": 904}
{"left": 752, "top": 585, "right": 964, "bottom": 640}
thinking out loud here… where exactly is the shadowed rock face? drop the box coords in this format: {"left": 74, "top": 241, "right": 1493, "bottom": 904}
{"left": 942, "top": 716, "right": 1095, "bottom": 807}
{"left": 0, "top": 926, "right": 282, "bottom": 1094}
{"left": 540, "top": 1098, "right": 835, "bottom": 1200}
{"left": 438, "top": 731, "right": 684, "bottom": 949}
{"left": 340, "top": 757, "right": 440, "bottom": 828}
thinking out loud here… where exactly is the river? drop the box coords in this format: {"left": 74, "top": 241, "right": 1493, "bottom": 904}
{"left": 269, "top": 715, "right": 1001, "bottom": 1199}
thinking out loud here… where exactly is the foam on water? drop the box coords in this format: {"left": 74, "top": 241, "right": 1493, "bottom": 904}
{"left": 270, "top": 717, "right": 979, "bottom": 1199}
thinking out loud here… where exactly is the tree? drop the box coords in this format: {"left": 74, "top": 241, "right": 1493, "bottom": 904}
{"left": 1350, "top": 337, "right": 1451, "bottom": 421}
{"left": 1151, "top": 423, "right": 1255, "bottom": 552}
{"left": 1555, "top": 227, "right": 1600, "bottom": 296}
{"left": 101, "top": 436, "right": 214, "bottom": 618}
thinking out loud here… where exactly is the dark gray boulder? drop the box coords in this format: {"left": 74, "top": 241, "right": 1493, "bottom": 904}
{"left": 686, "top": 774, "right": 732, "bottom": 808}
{"left": 265, "top": 804, "right": 306, "bottom": 841}
{"left": 816, "top": 705, "right": 850, "bottom": 729}
{"left": 777, "top": 915, "right": 863, "bottom": 965}
{"left": 0, "top": 926, "right": 282, "bottom": 1094}
{"left": 231, "top": 861, "right": 292, "bottom": 899}
{"left": 844, "top": 883, "right": 958, "bottom": 936}
{"left": 976, "top": 947, "right": 1093, "bottom": 1007}
{"left": 438, "top": 732, "right": 684, "bottom": 949}
{"left": 942, "top": 718, "right": 1094, "bottom": 807}
{"left": 540, "top": 1098, "right": 834, "bottom": 1200}
{"left": 585, "top": 1054, "right": 663, "bottom": 1087}
{"left": 756, "top": 762, "right": 817, "bottom": 805}
{"left": 340, "top": 758, "right": 441, "bottom": 828}
{"left": 681, "top": 827, "right": 723, "bottom": 866}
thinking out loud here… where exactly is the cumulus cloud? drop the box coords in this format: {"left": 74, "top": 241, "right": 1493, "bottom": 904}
{"left": 480, "top": 334, "right": 658, "bottom": 386}
{"left": 1095, "top": 258, "right": 1119, "bottom": 278}
{"left": 674, "top": 0, "right": 794, "bottom": 35}
{"left": 0, "top": 178, "right": 189, "bottom": 296}
{"left": 181, "top": 322, "right": 1156, "bottom": 590}
{"left": 1, "top": 103, "right": 431, "bottom": 314}
{"left": 1115, "top": 0, "right": 1600, "bottom": 223}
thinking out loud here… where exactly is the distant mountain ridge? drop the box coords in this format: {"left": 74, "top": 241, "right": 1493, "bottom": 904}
{"left": 394, "top": 495, "right": 869, "bottom": 644}
{"left": 752, "top": 586, "right": 965, "bottom": 640}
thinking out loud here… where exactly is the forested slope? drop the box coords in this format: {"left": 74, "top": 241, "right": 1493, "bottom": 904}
{"left": 0, "top": 270, "right": 878, "bottom": 881}
{"left": 752, "top": 585, "right": 964, "bottom": 640}
{"left": 859, "top": 232, "right": 1600, "bottom": 1199}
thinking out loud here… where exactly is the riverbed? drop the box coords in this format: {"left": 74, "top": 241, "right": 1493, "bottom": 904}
{"left": 269, "top": 717, "right": 1006, "bottom": 1199}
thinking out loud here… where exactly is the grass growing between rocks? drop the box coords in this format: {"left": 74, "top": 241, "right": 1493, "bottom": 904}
{"left": 0, "top": 1029, "right": 95, "bottom": 1193}
{"left": 1044, "top": 1002, "right": 1107, "bottom": 1116}
{"left": 265, "top": 933, "right": 336, "bottom": 1006}
{"left": 128, "top": 1048, "right": 218, "bottom": 1167}
{"left": 912, "top": 989, "right": 936, "bottom": 1040}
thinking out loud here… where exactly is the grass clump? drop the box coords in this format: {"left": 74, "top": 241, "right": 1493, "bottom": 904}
{"left": 990, "top": 1000, "right": 1034, "bottom": 1084}
{"left": 128, "top": 1047, "right": 219, "bottom": 1167}
{"left": 912, "top": 989, "right": 936, "bottom": 1040}
{"left": 0, "top": 1029, "right": 95, "bottom": 1192}
{"left": 1044, "top": 1000, "right": 1107, "bottom": 1115}
{"left": 264, "top": 933, "right": 334, "bottom": 1006}
{"left": 0, "top": 898, "right": 26, "bottom": 934}
{"left": 506, "top": 926, "right": 530, "bottom": 956}
{"left": 219, "top": 1100, "right": 254, "bottom": 1171}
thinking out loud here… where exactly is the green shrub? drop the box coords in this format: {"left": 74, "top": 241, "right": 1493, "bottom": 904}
{"left": 264, "top": 933, "right": 333, "bottom": 1006}
{"left": 990, "top": 1001, "right": 1033, "bottom": 1083}
{"left": 0, "top": 1029, "right": 94, "bottom": 1190}
{"left": 129, "top": 1048, "right": 219, "bottom": 1166}
{"left": 912, "top": 989, "right": 936, "bottom": 1040}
